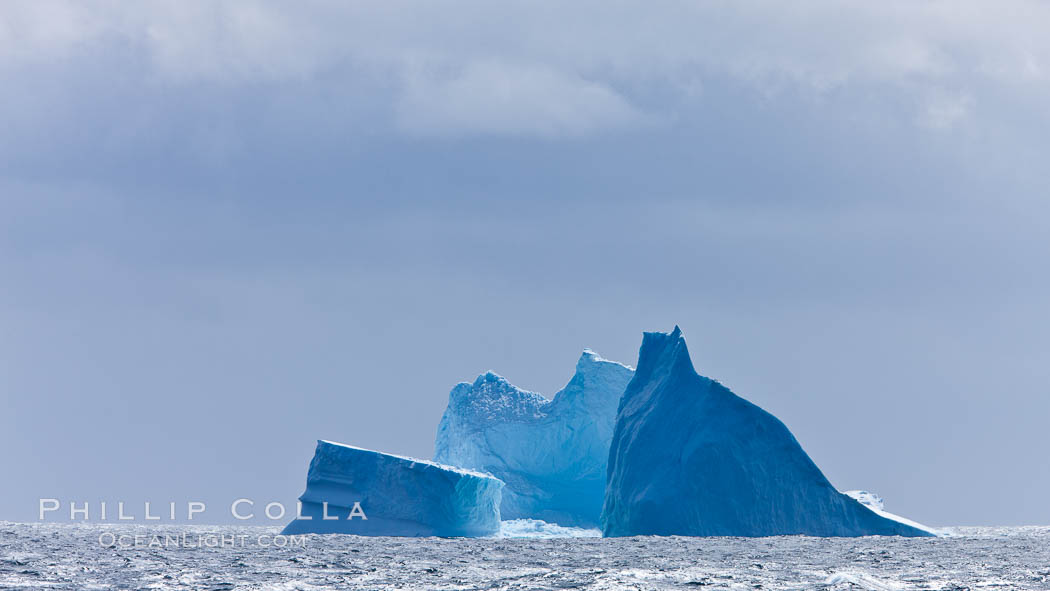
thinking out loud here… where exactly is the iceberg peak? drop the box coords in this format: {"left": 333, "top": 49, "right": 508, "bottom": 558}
{"left": 633, "top": 326, "right": 696, "bottom": 389}
{"left": 578, "top": 349, "right": 602, "bottom": 368}
{"left": 473, "top": 370, "right": 509, "bottom": 387}
{"left": 578, "top": 348, "right": 634, "bottom": 372}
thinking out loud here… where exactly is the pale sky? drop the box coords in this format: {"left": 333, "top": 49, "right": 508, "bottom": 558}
{"left": 2, "top": 1, "right": 1049, "bottom": 526}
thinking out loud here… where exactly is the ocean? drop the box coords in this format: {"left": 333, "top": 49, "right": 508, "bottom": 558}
{"left": 1, "top": 522, "right": 1047, "bottom": 590}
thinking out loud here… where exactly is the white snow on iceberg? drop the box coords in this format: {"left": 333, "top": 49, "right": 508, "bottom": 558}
{"left": 844, "top": 490, "right": 940, "bottom": 536}
{"left": 435, "top": 350, "right": 634, "bottom": 527}
{"left": 282, "top": 440, "right": 503, "bottom": 537}
{"left": 601, "top": 327, "right": 934, "bottom": 538}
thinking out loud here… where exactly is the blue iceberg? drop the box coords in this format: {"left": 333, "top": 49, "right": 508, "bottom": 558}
{"left": 282, "top": 440, "right": 503, "bottom": 537}
{"left": 434, "top": 350, "right": 634, "bottom": 527}
{"left": 601, "top": 327, "right": 934, "bottom": 537}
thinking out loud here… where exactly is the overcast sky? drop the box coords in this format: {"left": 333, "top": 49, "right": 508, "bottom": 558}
{"left": 2, "top": 1, "right": 1048, "bottom": 526}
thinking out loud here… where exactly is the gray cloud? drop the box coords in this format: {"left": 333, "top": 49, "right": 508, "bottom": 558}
{"left": 3, "top": 1, "right": 1050, "bottom": 143}
{"left": 395, "top": 59, "right": 649, "bottom": 137}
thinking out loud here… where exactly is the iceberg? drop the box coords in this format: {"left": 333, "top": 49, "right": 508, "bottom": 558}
{"left": 434, "top": 350, "right": 634, "bottom": 527}
{"left": 281, "top": 440, "right": 503, "bottom": 537}
{"left": 601, "top": 327, "right": 934, "bottom": 537}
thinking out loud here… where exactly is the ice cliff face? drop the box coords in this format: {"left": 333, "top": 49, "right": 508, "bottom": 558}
{"left": 601, "top": 327, "right": 934, "bottom": 538}
{"left": 282, "top": 440, "right": 503, "bottom": 537}
{"left": 434, "top": 350, "right": 634, "bottom": 527}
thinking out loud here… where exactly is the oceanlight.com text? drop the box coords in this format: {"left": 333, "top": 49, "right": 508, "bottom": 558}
{"left": 97, "top": 532, "right": 308, "bottom": 549}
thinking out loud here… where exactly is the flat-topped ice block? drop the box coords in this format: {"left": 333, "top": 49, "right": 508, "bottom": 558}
{"left": 282, "top": 440, "right": 503, "bottom": 537}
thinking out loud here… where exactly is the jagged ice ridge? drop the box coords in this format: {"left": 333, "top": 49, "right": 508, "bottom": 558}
{"left": 434, "top": 350, "right": 634, "bottom": 527}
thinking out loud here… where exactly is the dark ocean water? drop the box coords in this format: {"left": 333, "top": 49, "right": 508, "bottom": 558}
{"left": 1, "top": 522, "right": 1048, "bottom": 590}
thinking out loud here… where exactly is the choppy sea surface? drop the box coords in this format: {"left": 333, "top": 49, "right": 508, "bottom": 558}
{"left": 2, "top": 521, "right": 1048, "bottom": 590}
